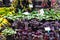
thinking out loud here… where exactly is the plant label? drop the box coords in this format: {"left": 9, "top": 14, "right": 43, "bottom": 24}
{"left": 23, "top": 12, "right": 30, "bottom": 15}
{"left": 44, "top": 27, "right": 51, "bottom": 31}
{"left": 38, "top": 9, "right": 44, "bottom": 16}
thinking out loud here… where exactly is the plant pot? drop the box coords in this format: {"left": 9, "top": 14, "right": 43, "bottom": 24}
{"left": 6, "top": 35, "right": 14, "bottom": 40}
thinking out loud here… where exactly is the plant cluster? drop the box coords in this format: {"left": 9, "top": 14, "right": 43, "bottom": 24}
{"left": 2, "top": 27, "right": 16, "bottom": 36}
{"left": 4, "top": 9, "right": 60, "bottom": 21}
{"left": 8, "top": 18, "right": 60, "bottom": 40}
{"left": 0, "top": 8, "right": 60, "bottom": 40}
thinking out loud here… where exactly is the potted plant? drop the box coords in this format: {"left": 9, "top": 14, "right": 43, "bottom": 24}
{"left": 2, "top": 27, "right": 16, "bottom": 40}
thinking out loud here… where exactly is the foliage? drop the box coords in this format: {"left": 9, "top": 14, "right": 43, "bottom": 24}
{"left": 2, "top": 27, "right": 16, "bottom": 36}
{"left": 0, "top": 8, "right": 60, "bottom": 27}
{"left": 44, "top": 9, "right": 60, "bottom": 20}
{"left": 3, "top": 9, "right": 60, "bottom": 21}
{"left": 0, "top": 7, "right": 60, "bottom": 40}
{"left": 0, "top": 7, "right": 15, "bottom": 16}
{"left": 0, "top": 17, "right": 11, "bottom": 27}
{"left": 0, "top": 7, "right": 15, "bottom": 27}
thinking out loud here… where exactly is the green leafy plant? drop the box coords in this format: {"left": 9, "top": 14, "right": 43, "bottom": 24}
{"left": 4, "top": 9, "right": 60, "bottom": 21}
{"left": 2, "top": 27, "right": 16, "bottom": 36}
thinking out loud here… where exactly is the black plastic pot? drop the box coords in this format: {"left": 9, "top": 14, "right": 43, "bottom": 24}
{"left": 6, "top": 35, "right": 14, "bottom": 40}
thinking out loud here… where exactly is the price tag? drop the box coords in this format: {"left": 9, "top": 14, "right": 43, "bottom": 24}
{"left": 44, "top": 27, "right": 51, "bottom": 31}
{"left": 29, "top": 4, "right": 33, "bottom": 8}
